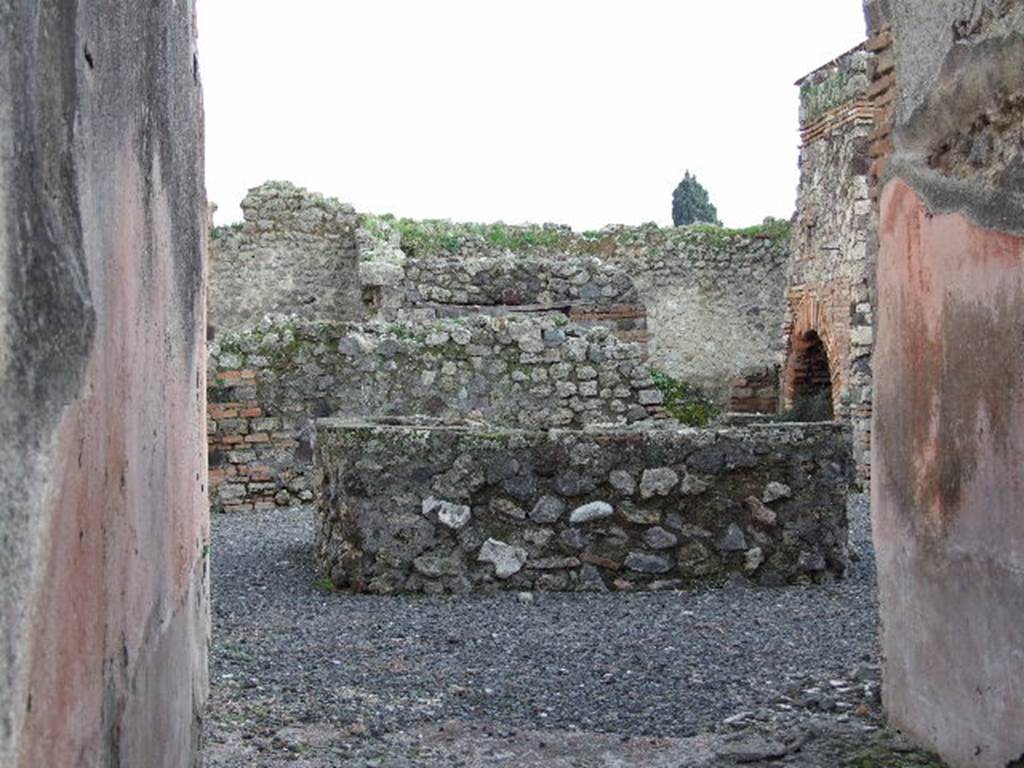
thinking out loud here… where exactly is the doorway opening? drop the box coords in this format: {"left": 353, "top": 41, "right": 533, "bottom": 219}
{"left": 787, "top": 329, "right": 834, "bottom": 420}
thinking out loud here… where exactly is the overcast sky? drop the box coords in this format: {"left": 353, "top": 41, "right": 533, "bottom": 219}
{"left": 198, "top": 1, "right": 866, "bottom": 230}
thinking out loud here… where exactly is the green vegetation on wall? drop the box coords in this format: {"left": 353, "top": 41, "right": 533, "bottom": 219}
{"left": 800, "top": 72, "right": 856, "bottom": 124}
{"left": 210, "top": 222, "right": 243, "bottom": 241}
{"left": 354, "top": 212, "right": 791, "bottom": 262}
{"left": 686, "top": 218, "right": 791, "bottom": 247}
{"left": 651, "top": 370, "right": 721, "bottom": 427}
{"left": 359, "top": 213, "right": 566, "bottom": 258}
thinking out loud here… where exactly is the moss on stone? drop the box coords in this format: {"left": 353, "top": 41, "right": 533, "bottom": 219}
{"left": 844, "top": 735, "right": 946, "bottom": 767}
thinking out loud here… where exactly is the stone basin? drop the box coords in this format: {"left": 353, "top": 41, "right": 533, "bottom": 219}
{"left": 314, "top": 419, "right": 851, "bottom": 594}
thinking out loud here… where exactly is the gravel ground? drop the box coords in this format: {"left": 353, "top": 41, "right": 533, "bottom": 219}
{"left": 203, "top": 496, "right": 946, "bottom": 767}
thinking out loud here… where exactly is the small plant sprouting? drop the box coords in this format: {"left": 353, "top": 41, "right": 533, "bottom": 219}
{"left": 651, "top": 369, "right": 721, "bottom": 427}
{"left": 315, "top": 578, "right": 338, "bottom": 593}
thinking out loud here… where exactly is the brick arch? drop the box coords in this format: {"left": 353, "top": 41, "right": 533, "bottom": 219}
{"left": 782, "top": 293, "right": 843, "bottom": 415}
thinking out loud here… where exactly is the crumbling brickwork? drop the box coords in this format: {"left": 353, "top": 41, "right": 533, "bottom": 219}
{"left": 315, "top": 421, "right": 851, "bottom": 594}
{"left": 786, "top": 45, "right": 878, "bottom": 484}
{"left": 866, "top": 0, "right": 1024, "bottom": 764}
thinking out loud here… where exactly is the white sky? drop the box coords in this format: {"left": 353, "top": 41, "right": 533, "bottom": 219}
{"left": 199, "top": 1, "right": 866, "bottom": 230}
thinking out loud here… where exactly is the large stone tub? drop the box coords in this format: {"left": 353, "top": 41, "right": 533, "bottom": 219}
{"left": 314, "top": 420, "right": 851, "bottom": 594}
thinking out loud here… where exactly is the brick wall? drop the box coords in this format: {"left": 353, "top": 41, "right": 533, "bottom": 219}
{"left": 207, "top": 370, "right": 312, "bottom": 514}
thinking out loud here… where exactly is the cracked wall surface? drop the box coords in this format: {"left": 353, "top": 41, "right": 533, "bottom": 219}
{"left": 0, "top": 2, "right": 208, "bottom": 766}
{"left": 867, "top": 0, "right": 1024, "bottom": 765}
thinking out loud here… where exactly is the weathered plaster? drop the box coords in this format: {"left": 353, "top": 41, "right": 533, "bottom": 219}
{"left": 868, "top": 2, "right": 1024, "bottom": 765}
{"left": 0, "top": 2, "right": 208, "bottom": 766}
{"left": 873, "top": 179, "right": 1024, "bottom": 767}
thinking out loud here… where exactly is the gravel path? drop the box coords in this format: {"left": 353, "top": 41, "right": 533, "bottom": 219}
{"left": 204, "top": 497, "right": 946, "bottom": 767}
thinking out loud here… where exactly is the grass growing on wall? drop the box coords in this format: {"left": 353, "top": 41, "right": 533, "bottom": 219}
{"left": 800, "top": 72, "right": 854, "bottom": 124}
{"left": 356, "top": 211, "right": 791, "bottom": 260}
{"left": 685, "top": 218, "right": 791, "bottom": 247}
{"left": 651, "top": 370, "right": 721, "bottom": 427}
{"left": 359, "top": 214, "right": 566, "bottom": 258}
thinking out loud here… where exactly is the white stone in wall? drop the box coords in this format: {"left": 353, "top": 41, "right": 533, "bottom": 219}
{"left": 763, "top": 482, "right": 792, "bottom": 503}
{"left": 423, "top": 497, "right": 472, "bottom": 530}
{"left": 640, "top": 468, "right": 679, "bottom": 499}
{"left": 478, "top": 539, "right": 528, "bottom": 579}
{"left": 569, "top": 501, "right": 614, "bottom": 524}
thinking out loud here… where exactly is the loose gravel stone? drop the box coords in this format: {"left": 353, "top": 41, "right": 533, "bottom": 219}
{"left": 203, "top": 497, "right": 946, "bottom": 768}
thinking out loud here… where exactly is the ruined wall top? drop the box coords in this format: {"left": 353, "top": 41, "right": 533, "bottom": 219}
{"left": 222, "top": 180, "right": 359, "bottom": 243}
{"left": 796, "top": 43, "right": 872, "bottom": 127}
{"left": 355, "top": 211, "right": 790, "bottom": 268}
{"left": 210, "top": 182, "right": 790, "bottom": 403}
{"left": 209, "top": 181, "right": 363, "bottom": 333}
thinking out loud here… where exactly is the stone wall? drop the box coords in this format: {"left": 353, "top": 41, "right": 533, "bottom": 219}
{"left": 598, "top": 228, "right": 788, "bottom": 408}
{"left": 787, "top": 45, "right": 877, "bottom": 483}
{"left": 867, "top": 1, "right": 1024, "bottom": 766}
{"left": 314, "top": 421, "right": 851, "bottom": 594}
{"left": 207, "top": 316, "right": 665, "bottom": 512}
{"left": 361, "top": 254, "right": 648, "bottom": 343}
{"left": 210, "top": 182, "right": 789, "bottom": 410}
{"left": 359, "top": 214, "right": 791, "bottom": 407}
{"left": 0, "top": 2, "right": 208, "bottom": 766}
{"left": 208, "top": 181, "right": 362, "bottom": 334}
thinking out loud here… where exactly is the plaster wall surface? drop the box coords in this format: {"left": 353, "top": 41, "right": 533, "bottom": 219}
{"left": 870, "top": 0, "right": 1024, "bottom": 764}
{"left": 610, "top": 241, "right": 786, "bottom": 406}
{"left": 0, "top": 2, "right": 208, "bottom": 766}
